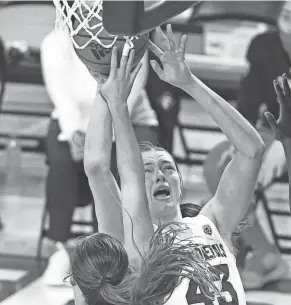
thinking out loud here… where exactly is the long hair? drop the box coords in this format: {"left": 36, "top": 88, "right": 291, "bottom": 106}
{"left": 180, "top": 200, "right": 249, "bottom": 235}
{"left": 180, "top": 203, "right": 203, "bottom": 218}
{"left": 71, "top": 233, "right": 135, "bottom": 305}
{"left": 131, "top": 222, "right": 221, "bottom": 305}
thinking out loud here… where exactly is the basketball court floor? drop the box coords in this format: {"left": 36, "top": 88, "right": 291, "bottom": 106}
{"left": 0, "top": 3, "right": 290, "bottom": 305}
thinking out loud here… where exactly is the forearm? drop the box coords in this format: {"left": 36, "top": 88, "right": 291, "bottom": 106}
{"left": 108, "top": 101, "right": 153, "bottom": 261}
{"left": 84, "top": 93, "right": 112, "bottom": 172}
{"left": 283, "top": 139, "right": 291, "bottom": 211}
{"left": 87, "top": 170, "right": 124, "bottom": 242}
{"left": 108, "top": 103, "right": 144, "bottom": 187}
{"left": 182, "top": 75, "right": 265, "bottom": 156}
{"left": 84, "top": 93, "right": 124, "bottom": 243}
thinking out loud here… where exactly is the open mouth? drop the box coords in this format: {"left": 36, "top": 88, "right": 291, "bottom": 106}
{"left": 153, "top": 185, "right": 171, "bottom": 199}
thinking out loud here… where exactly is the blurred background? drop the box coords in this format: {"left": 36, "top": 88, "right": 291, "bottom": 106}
{"left": 0, "top": 1, "right": 290, "bottom": 305}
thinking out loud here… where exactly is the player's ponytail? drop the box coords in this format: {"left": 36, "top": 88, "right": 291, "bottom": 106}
{"left": 131, "top": 222, "right": 222, "bottom": 305}
{"left": 98, "top": 272, "right": 135, "bottom": 305}
{"left": 71, "top": 233, "right": 134, "bottom": 305}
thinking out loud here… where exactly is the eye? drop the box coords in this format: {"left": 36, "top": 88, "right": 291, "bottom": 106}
{"left": 163, "top": 166, "right": 175, "bottom": 171}
{"left": 144, "top": 167, "right": 153, "bottom": 173}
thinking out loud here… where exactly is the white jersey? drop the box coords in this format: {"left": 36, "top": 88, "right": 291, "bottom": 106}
{"left": 165, "top": 215, "right": 246, "bottom": 305}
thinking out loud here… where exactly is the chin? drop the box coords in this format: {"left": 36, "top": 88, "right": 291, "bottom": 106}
{"left": 153, "top": 197, "right": 173, "bottom": 206}
{"left": 151, "top": 198, "right": 178, "bottom": 221}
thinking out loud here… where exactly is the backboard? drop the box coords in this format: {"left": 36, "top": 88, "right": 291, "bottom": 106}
{"left": 102, "top": 1, "right": 198, "bottom": 36}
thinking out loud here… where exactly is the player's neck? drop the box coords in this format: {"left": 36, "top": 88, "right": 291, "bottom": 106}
{"left": 153, "top": 207, "right": 183, "bottom": 225}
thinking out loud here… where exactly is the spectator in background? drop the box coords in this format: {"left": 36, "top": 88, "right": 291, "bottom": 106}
{"left": 40, "top": 28, "right": 158, "bottom": 285}
{"left": 146, "top": 29, "right": 182, "bottom": 154}
{"left": 236, "top": 1, "right": 291, "bottom": 287}
{"left": 208, "top": 1, "right": 291, "bottom": 290}
{"left": 237, "top": 0, "right": 290, "bottom": 187}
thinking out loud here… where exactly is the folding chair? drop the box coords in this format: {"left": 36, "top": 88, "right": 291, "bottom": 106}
{"left": 254, "top": 174, "right": 291, "bottom": 255}
{"left": 175, "top": 117, "right": 222, "bottom": 166}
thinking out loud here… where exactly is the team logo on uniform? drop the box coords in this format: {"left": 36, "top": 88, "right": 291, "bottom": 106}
{"left": 203, "top": 224, "right": 212, "bottom": 236}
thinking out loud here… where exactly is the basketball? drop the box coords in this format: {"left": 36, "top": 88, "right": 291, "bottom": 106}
{"left": 72, "top": 9, "right": 149, "bottom": 76}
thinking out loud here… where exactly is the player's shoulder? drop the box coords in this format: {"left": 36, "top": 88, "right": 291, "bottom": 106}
{"left": 183, "top": 215, "right": 222, "bottom": 241}
{"left": 183, "top": 214, "right": 216, "bottom": 229}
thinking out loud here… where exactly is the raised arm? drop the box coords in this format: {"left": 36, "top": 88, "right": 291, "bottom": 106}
{"left": 264, "top": 74, "right": 291, "bottom": 211}
{"left": 100, "top": 47, "right": 154, "bottom": 269}
{"left": 84, "top": 89, "right": 124, "bottom": 243}
{"left": 148, "top": 25, "right": 265, "bottom": 239}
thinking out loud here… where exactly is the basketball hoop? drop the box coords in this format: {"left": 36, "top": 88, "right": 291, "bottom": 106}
{"left": 53, "top": 0, "right": 136, "bottom": 50}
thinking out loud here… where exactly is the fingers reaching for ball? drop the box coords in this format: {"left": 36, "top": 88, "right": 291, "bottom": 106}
{"left": 119, "top": 47, "right": 134, "bottom": 78}
{"left": 122, "top": 42, "right": 131, "bottom": 56}
{"left": 109, "top": 46, "right": 118, "bottom": 78}
{"left": 101, "top": 45, "right": 142, "bottom": 105}
{"left": 147, "top": 24, "right": 192, "bottom": 88}
{"left": 125, "top": 48, "right": 135, "bottom": 76}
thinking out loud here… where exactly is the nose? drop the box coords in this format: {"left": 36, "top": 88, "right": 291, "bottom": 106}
{"left": 156, "top": 170, "right": 166, "bottom": 183}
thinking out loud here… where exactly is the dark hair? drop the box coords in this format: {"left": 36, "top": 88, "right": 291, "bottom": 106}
{"left": 180, "top": 200, "right": 249, "bottom": 235}
{"left": 180, "top": 203, "right": 203, "bottom": 218}
{"left": 139, "top": 141, "right": 183, "bottom": 191}
{"left": 131, "top": 222, "right": 221, "bottom": 305}
{"left": 71, "top": 233, "right": 135, "bottom": 305}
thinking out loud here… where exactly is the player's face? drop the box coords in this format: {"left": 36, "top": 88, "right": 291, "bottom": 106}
{"left": 142, "top": 150, "right": 181, "bottom": 220}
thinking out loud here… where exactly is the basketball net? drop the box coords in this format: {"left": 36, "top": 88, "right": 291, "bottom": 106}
{"left": 53, "top": 0, "right": 136, "bottom": 51}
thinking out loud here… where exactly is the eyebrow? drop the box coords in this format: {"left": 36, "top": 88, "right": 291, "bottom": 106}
{"left": 143, "top": 160, "right": 174, "bottom": 167}
{"left": 160, "top": 160, "right": 173, "bottom": 166}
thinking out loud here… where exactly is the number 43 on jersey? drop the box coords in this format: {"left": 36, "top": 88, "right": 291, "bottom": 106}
{"left": 186, "top": 264, "right": 239, "bottom": 305}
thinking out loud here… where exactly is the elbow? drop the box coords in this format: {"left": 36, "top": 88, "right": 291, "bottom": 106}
{"left": 84, "top": 156, "right": 110, "bottom": 177}
{"left": 248, "top": 139, "right": 265, "bottom": 159}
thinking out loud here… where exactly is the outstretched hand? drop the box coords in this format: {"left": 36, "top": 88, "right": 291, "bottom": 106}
{"left": 264, "top": 73, "right": 291, "bottom": 142}
{"left": 148, "top": 24, "right": 192, "bottom": 88}
{"left": 100, "top": 46, "right": 142, "bottom": 105}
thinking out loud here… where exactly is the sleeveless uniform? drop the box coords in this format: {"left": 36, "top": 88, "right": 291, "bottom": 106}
{"left": 165, "top": 215, "right": 246, "bottom": 305}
